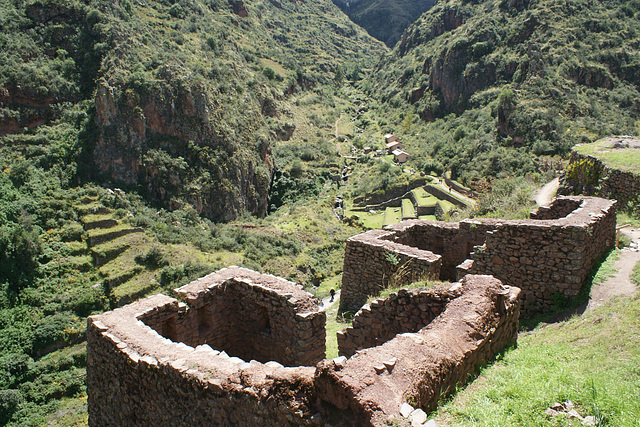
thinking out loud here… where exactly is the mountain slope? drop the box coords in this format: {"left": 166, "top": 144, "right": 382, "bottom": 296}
{"left": 365, "top": 0, "right": 640, "bottom": 184}
{"left": 0, "top": 0, "right": 386, "bottom": 221}
{"left": 333, "top": 0, "right": 436, "bottom": 47}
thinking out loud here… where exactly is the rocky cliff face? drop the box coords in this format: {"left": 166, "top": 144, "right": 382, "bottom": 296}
{"left": 93, "top": 69, "right": 274, "bottom": 222}
{"left": 83, "top": 0, "right": 384, "bottom": 221}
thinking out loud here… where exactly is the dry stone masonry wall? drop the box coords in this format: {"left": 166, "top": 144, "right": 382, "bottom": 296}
{"left": 88, "top": 269, "right": 522, "bottom": 426}
{"left": 337, "top": 285, "right": 453, "bottom": 358}
{"left": 340, "top": 229, "right": 441, "bottom": 312}
{"left": 87, "top": 267, "right": 325, "bottom": 426}
{"left": 340, "top": 196, "right": 616, "bottom": 314}
{"left": 316, "top": 275, "right": 521, "bottom": 426}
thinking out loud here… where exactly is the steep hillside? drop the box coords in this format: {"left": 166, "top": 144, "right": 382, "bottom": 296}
{"left": 333, "top": 0, "right": 436, "bottom": 47}
{"left": 365, "top": 0, "right": 640, "bottom": 185}
{"left": 0, "top": 0, "right": 385, "bottom": 221}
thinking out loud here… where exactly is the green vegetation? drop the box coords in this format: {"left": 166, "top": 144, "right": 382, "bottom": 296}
{"left": 401, "top": 198, "right": 416, "bottom": 218}
{"left": 574, "top": 138, "right": 640, "bottom": 174}
{"left": 631, "top": 260, "right": 640, "bottom": 287}
{"left": 344, "top": 208, "right": 385, "bottom": 229}
{"left": 412, "top": 187, "right": 438, "bottom": 207}
{"left": 368, "top": 279, "right": 445, "bottom": 304}
{"left": 1, "top": 0, "right": 640, "bottom": 424}
{"left": 366, "top": 0, "right": 640, "bottom": 188}
{"left": 383, "top": 207, "right": 402, "bottom": 226}
{"left": 438, "top": 293, "right": 640, "bottom": 426}
{"left": 333, "top": 0, "right": 437, "bottom": 47}
{"left": 469, "top": 176, "right": 541, "bottom": 220}
{"left": 325, "top": 303, "right": 351, "bottom": 359}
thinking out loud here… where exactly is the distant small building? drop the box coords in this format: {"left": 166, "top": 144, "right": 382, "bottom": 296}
{"left": 386, "top": 140, "right": 404, "bottom": 153}
{"left": 392, "top": 149, "right": 410, "bottom": 164}
{"left": 363, "top": 146, "right": 372, "bottom": 154}
{"left": 384, "top": 133, "right": 399, "bottom": 143}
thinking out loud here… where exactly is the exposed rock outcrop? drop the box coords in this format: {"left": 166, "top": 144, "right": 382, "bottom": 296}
{"left": 92, "top": 69, "right": 274, "bottom": 221}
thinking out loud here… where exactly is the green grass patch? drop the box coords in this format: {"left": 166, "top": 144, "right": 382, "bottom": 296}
{"left": 589, "top": 249, "right": 621, "bottom": 288}
{"left": 344, "top": 209, "right": 385, "bottom": 229}
{"left": 617, "top": 211, "right": 640, "bottom": 228}
{"left": 438, "top": 293, "right": 640, "bottom": 426}
{"left": 366, "top": 279, "right": 445, "bottom": 305}
{"left": 631, "top": 260, "right": 640, "bottom": 287}
{"left": 325, "top": 304, "right": 352, "bottom": 359}
{"left": 412, "top": 187, "right": 438, "bottom": 207}
{"left": 87, "top": 223, "right": 138, "bottom": 239}
{"left": 439, "top": 200, "right": 456, "bottom": 212}
{"left": 257, "top": 58, "right": 290, "bottom": 78}
{"left": 336, "top": 114, "right": 355, "bottom": 138}
{"left": 317, "top": 274, "right": 342, "bottom": 299}
{"left": 111, "top": 271, "right": 158, "bottom": 303}
{"left": 80, "top": 213, "right": 116, "bottom": 225}
{"left": 383, "top": 207, "right": 402, "bottom": 226}
{"left": 44, "top": 395, "right": 88, "bottom": 427}
{"left": 418, "top": 214, "right": 437, "bottom": 221}
{"left": 64, "top": 241, "right": 88, "bottom": 255}
{"left": 402, "top": 198, "right": 416, "bottom": 218}
{"left": 574, "top": 139, "right": 640, "bottom": 174}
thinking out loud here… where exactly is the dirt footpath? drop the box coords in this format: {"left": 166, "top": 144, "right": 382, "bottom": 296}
{"left": 588, "top": 228, "right": 640, "bottom": 310}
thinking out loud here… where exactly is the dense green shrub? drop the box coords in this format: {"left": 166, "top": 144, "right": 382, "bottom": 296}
{"left": 0, "top": 389, "right": 23, "bottom": 425}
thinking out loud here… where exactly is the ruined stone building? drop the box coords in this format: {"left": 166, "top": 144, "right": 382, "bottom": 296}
{"left": 340, "top": 196, "right": 616, "bottom": 314}
{"left": 87, "top": 196, "right": 615, "bottom": 426}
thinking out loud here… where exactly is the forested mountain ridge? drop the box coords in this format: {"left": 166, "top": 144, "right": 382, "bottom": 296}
{"left": 0, "top": 1, "right": 385, "bottom": 424}
{"left": 364, "top": 0, "right": 640, "bottom": 185}
{"left": 1, "top": 0, "right": 640, "bottom": 424}
{"left": 0, "top": 0, "right": 385, "bottom": 221}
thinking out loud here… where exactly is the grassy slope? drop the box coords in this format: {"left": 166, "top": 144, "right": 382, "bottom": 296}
{"left": 437, "top": 249, "right": 639, "bottom": 426}
{"left": 574, "top": 138, "right": 640, "bottom": 174}
{"left": 439, "top": 295, "right": 640, "bottom": 426}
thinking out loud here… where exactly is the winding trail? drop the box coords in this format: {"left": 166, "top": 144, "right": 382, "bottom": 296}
{"left": 534, "top": 177, "right": 559, "bottom": 206}
{"left": 320, "top": 289, "right": 341, "bottom": 311}
{"left": 587, "top": 228, "right": 640, "bottom": 310}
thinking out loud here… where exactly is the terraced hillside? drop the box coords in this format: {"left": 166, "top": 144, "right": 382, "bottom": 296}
{"left": 345, "top": 176, "right": 474, "bottom": 228}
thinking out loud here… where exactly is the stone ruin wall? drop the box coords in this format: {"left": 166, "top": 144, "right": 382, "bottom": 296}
{"left": 389, "top": 220, "right": 495, "bottom": 280}
{"left": 470, "top": 197, "right": 616, "bottom": 312}
{"left": 340, "top": 229, "right": 441, "bottom": 313}
{"left": 87, "top": 267, "right": 325, "bottom": 426}
{"left": 336, "top": 285, "right": 454, "bottom": 358}
{"left": 529, "top": 197, "right": 583, "bottom": 220}
{"left": 88, "top": 269, "right": 522, "bottom": 426}
{"left": 138, "top": 273, "right": 326, "bottom": 367}
{"left": 340, "top": 196, "right": 617, "bottom": 315}
{"left": 560, "top": 144, "right": 640, "bottom": 207}
{"left": 316, "top": 275, "right": 521, "bottom": 426}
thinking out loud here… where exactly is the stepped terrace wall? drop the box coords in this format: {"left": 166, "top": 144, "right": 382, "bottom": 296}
{"left": 87, "top": 267, "right": 325, "bottom": 426}
{"left": 340, "top": 196, "right": 616, "bottom": 314}
{"left": 317, "top": 275, "right": 521, "bottom": 426}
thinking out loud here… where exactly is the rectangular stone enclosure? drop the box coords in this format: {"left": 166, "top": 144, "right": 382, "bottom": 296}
{"left": 340, "top": 196, "right": 616, "bottom": 314}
